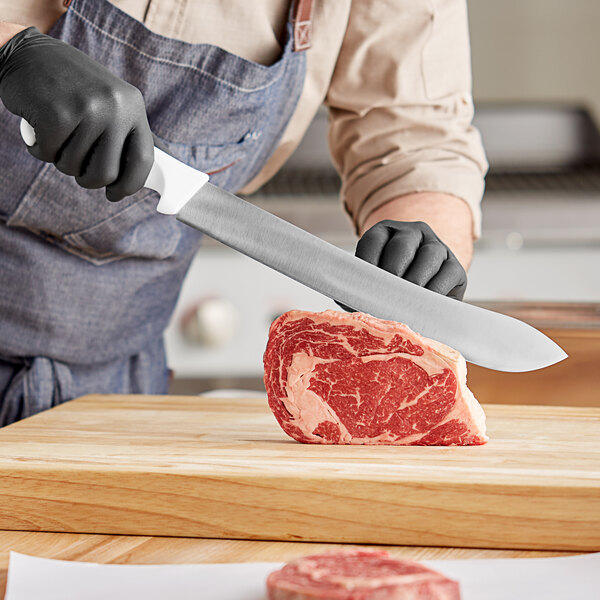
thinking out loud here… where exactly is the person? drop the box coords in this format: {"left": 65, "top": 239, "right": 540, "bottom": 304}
{"left": 0, "top": 0, "right": 487, "bottom": 426}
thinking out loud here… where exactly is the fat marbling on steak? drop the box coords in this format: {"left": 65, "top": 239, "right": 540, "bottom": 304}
{"left": 263, "top": 310, "right": 487, "bottom": 445}
{"left": 266, "top": 548, "right": 461, "bottom": 600}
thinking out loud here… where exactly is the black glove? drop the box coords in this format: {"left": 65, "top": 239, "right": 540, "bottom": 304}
{"left": 0, "top": 27, "right": 153, "bottom": 201}
{"left": 337, "top": 220, "right": 467, "bottom": 311}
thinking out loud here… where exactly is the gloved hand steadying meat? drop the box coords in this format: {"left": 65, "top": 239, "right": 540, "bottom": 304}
{"left": 337, "top": 220, "right": 467, "bottom": 314}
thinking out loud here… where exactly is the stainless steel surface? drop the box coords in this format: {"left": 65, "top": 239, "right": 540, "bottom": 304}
{"left": 467, "top": 0, "right": 600, "bottom": 122}
{"left": 176, "top": 183, "right": 567, "bottom": 372}
{"left": 472, "top": 104, "right": 600, "bottom": 170}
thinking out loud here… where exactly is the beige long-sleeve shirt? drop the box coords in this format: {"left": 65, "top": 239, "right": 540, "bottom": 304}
{"left": 1, "top": 0, "right": 487, "bottom": 236}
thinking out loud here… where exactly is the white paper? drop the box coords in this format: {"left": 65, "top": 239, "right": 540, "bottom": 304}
{"left": 5, "top": 551, "right": 600, "bottom": 600}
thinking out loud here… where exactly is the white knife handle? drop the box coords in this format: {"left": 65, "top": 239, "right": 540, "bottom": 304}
{"left": 19, "top": 118, "right": 209, "bottom": 215}
{"left": 145, "top": 147, "right": 209, "bottom": 214}
{"left": 20, "top": 118, "right": 36, "bottom": 146}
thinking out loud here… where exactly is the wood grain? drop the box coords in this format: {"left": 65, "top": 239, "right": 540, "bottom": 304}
{"left": 0, "top": 531, "right": 579, "bottom": 599}
{"left": 0, "top": 395, "right": 598, "bottom": 551}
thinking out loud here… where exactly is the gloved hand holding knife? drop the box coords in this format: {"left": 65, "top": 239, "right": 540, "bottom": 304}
{"left": 0, "top": 26, "right": 154, "bottom": 201}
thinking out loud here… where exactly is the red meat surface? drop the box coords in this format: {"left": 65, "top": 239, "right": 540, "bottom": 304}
{"left": 263, "top": 310, "right": 487, "bottom": 445}
{"left": 266, "top": 548, "right": 461, "bottom": 600}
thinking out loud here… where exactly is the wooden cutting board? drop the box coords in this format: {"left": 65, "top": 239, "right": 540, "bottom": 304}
{"left": 0, "top": 395, "right": 598, "bottom": 551}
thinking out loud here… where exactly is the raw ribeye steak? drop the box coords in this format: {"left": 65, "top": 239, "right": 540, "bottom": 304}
{"left": 266, "top": 548, "right": 460, "bottom": 600}
{"left": 264, "top": 310, "right": 487, "bottom": 445}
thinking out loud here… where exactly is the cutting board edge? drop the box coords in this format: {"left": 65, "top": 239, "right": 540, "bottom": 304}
{"left": 0, "top": 461, "right": 598, "bottom": 488}
{"left": 0, "top": 468, "right": 598, "bottom": 552}
{"left": 0, "top": 521, "right": 596, "bottom": 553}
{"left": 1, "top": 395, "right": 598, "bottom": 552}
{"left": 9, "top": 393, "right": 599, "bottom": 413}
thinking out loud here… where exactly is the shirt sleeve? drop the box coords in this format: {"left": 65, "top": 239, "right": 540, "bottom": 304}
{"left": 325, "top": 0, "right": 488, "bottom": 238}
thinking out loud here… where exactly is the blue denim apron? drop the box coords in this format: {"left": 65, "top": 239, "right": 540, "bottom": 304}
{"left": 0, "top": 0, "right": 307, "bottom": 426}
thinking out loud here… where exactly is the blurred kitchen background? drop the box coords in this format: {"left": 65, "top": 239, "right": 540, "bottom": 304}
{"left": 166, "top": 0, "right": 600, "bottom": 396}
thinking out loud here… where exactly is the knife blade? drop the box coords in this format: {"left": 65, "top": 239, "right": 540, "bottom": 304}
{"left": 19, "top": 121, "right": 568, "bottom": 372}
{"left": 176, "top": 182, "right": 567, "bottom": 372}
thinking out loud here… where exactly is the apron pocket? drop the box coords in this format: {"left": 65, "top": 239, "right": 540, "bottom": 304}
{"left": 62, "top": 195, "right": 182, "bottom": 265}
{"left": 154, "top": 132, "right": 261, "bottom": 190}
{"left": 154, "top": 131, "right": 260, "bottom": 175}
{"left": 6, "top": 163, "right": 181, "bottom": 265}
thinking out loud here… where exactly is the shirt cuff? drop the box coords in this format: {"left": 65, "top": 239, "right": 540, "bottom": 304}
{"left": 343, "top": 153, "right": 485, "bottom": 240}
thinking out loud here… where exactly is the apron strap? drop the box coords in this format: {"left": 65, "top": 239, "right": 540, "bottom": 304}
{"left": 292, "top": 0, "right": 314, "bottom": 52}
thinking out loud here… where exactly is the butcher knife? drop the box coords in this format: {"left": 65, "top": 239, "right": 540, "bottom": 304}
{"left": 21, "top": 120, "right": 567, "bottom": 373}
